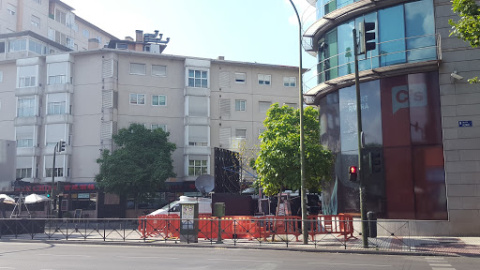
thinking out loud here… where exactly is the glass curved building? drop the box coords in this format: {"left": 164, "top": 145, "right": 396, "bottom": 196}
{"left": 304, "top": 0, "right": 480, "bottom": 235}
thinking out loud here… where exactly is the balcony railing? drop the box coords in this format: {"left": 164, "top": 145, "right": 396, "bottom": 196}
{"left": 305, "top": 34, "right": 441, "bottom": 88}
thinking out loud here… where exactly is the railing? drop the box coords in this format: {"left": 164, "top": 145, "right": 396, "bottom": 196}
{"left": 1, "top": 216, "right": 477, "bottom": 256}
{"left": 304, "top": 34, "right": 441, "bottom": 88}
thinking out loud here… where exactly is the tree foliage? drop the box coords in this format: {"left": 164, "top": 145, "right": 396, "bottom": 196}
{"left": 449, "top": 0, "right": 480, "bottom": 83}
{"left": 95, "top": 123, "right": 176, "bottom": 204}
{"left": 253, "top": 104, "right": 334, "bottom": 196}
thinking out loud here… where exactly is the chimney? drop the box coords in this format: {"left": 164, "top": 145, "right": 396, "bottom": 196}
{"left": 88, "top": 38, "right": 100, "bottom": 50}
{"left": 125, "top": 36, "right": 134, "bottom": 41}
{"left": 136, "top": 30, "right": 144, "bottom": 42}
{"left": 218, "top": 56, "right": 225, "bottom": 60}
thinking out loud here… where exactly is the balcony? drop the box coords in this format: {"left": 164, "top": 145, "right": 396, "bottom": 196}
{"left": 45, "top": 114, "right": 73, "bottom": 125}
{"left": 184, "top": 146, "right": 210, "bottom": 156}
{"left": 15, "top": 86, "right": 42, "bottom": 97}
{"left": 16, "top": 147, "right": 41, "bottom": 157}
{"left": 15, "top": 116, "right": 42, "bottom": 126}
{"left": 184, "top": 116, "right": 209, "bottom": 126}
{"left": 46, "top": 83, "right": 73, "bottom": 94}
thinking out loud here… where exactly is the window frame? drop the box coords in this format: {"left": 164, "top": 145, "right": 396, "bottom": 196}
{"left": 235, "top": 72, "right": 246, "bottom": 84}
{"left": 129, "top": 63, "right": 146, "bottom": 75}
{"left": 235, "top": 99, "right": 246, "bottom": 112}
{"left": 152, "top": 65, "right": 167, "bottom": 77}
{"left": 187, "top": 69, "right": 208, "bottom": 88}
{"left": 188, "top": 159, "right": 208, "bottom": 176}
{"left": 129, "top": 93, "right": 146, "bottom": 105}
{"left": 258, "top": 74, "right": 271, "bottom": 85}
{"left": 283, "top": 77, "right": 296, "bottom": 87}
{"left": 152, "top": 95, "right": 167, "bottom": 106}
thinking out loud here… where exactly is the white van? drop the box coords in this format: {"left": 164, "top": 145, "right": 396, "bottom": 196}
{"left": 147, "top": 196, "right": 212, "bottom": 216}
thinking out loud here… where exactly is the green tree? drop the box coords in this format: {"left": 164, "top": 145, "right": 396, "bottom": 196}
{"left": 449, "top": 0, "right": 480, "bottom": 83}
{"left": 253, "top": 103, "right": 334, "bottom": 196}
{"left": 95, "top": 123, "right": 176, "bottom": 208}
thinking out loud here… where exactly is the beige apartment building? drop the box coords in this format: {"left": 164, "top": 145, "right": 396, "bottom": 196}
{"left": 0, "top": 35, "right": 299, "bottom": 217}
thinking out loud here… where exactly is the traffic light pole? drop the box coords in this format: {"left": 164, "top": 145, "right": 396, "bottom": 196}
{"left": 50, "top": 141, "right": 58, "bottom": 218}
{"left": 353, "top": 28, "right": 368, "bottom": 248}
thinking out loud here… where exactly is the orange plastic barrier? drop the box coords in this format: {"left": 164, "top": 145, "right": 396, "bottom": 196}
{"left": 139, "top": 214, "right": 354, "bottom": 242}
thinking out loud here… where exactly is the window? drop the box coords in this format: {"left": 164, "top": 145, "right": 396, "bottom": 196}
{"left": 129, "top": 93, "right": 145, "bottom": 105}
{"left": 258, "top": 74, "right": 271, "bottom": 85}
{"left": 82, "top": 29, "right": 89, "bottom": 38}
{"left": 7, "top": 4, "right": 16, "bottom": 15}
{"left": 151, "top": 124, "right": 167, "bottom": 131}
{"left": 235, "top": 72, "right": 246, "bottom": 83}
{"left": 46, "top": 168, "right": 63, "bottom": 177}
{"left": 29, "top": 40, "right": 45, "bottom": 54}
{"left": 283, "top": 77, "right": 296, "bottom": 87}
{"left": 188, "top": 159, "right": 207, "bottom": 176}
{"left": 0, "top": 42, "right": 5, "bottom": 53}
{"left": 55, "top": 9, "right": 66, "bottom": 25}
{"left": 31, "top": 15, "right": 40, "bottom": 28}
{"left": 188, "top": 69, "right": 208, "bottom": 88}
{"left": 116, "top": 43, "right": 128, "bottom": 50}
{"left": 17, "top": 97, "right": 35, "bottom": 117}
{"left": 152, "top": 65, "right": 167, "bottom": 76}
{"left": 17, "top": 139, "right": 33, "bottom": 148}
{"left": 235, "top": 129, "right": 247, "bottom": 139}
{"left": 48, "top": 101, "right": 66, "bottom": 115}
{"left": 235, "top": 99, "right": 246, "bottom": 111}
{"left": 16, "top": 168, "right": 32, "bottom": 179}
{"left": 152, "top": 95, "right": 166, "bottom": 106}
{"left": 284, "top": 102, "right": 297, "bottom": 108}
{"left": 188, "top": 126, "right": 208, "bottom": 146}
{"left": 188, "top": 96, "right": 208, "bottom": 116}
{"left": 130, "top": 63, "right": 146, "bottom": 75}
{"left": 48, "top": 75, "right": 66, "bottom": 84}
{"left": 9, "top": 39, "right": 26, "bottom": 52}
{"left": 259, "top": 101, "right": 272, "bottom": 113}
{"left": 18, "top": 76, "right": 36, "bottom": 87}
{"left": 0, "top": 71, "right": 3, "bottom": 82}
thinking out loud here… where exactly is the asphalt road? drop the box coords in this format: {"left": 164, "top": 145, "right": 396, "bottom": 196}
{"left": 0, "top": 242, "right": 477, "bottom": 270}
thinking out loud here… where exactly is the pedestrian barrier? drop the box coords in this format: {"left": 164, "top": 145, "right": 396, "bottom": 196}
{"left": 138, "top": 214, "right": 354, "bottom": 242}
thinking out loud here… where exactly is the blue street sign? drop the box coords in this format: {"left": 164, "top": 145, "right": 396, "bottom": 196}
{"left": 458, "top": 121, "right": 473, "bottom": 127}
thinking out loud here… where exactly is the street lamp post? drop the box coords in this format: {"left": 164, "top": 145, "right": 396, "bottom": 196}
{"left": 288, "top": 0, "right": 308, "bottom": 244}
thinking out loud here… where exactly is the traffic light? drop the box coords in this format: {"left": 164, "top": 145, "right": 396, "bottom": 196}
{"left": 59, "top": 140, "right": 66, "bottom": 152}
{"left": 349, "top": 166, "right": 358, "bottom": 182}
{"left": 46, "top": 193, "right": 51, "bottom": 198}
{"left": 368, "top": 151, "right": 383, "bottom": 174}
{"left": 359, "top": 20, "right": 376, "bottom": 54}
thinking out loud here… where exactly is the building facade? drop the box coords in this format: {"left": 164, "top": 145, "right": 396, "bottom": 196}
{"left": 304, "top": 0, "right": 480, "bottom": 235}
{"left": 0, "top": 36, "right": 299, "bottom": 217}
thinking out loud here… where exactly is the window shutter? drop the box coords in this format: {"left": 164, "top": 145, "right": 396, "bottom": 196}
{"left": 102, "top": 59, "right": 113, "bottom": 78}
{"left": 220, "top": 98, "right": 231, "bottom": 118}
{"left": 219, "top": 72, "right": 230, "bottom": 88}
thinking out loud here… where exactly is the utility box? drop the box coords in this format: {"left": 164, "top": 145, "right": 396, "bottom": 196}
{"left": 213, "top": 202, "right": 225, "bottom": 217}
{"left": 180, "top": 202, "right": 199, "bottom": 243}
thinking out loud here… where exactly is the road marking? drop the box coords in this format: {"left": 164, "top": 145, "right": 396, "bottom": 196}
{"left": 308, "top": 262, "right": 391, "bottom": 267}
{"left": 431, "top": 268, "right": 455, "bottom": 270}
{"left": 36, "top": 254, "right": 90, "bottom": 258}
{"left": 430, "top": 264, "right": 453, "bottom": 267}
{"left": 121, "top": 256, "right": 179, "bottom": 260}
{"left": 425, "top": 257, "right": 455, "bottom": 270}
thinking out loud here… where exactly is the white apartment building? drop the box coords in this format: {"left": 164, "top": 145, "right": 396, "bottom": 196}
{"left": 0, "top": 36, "right": 299, "bottom": 217}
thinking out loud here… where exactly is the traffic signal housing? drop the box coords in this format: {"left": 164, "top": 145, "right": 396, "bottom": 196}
{"left": 368, "top": 151, "right": 383, "bottom": 174}
{"left": 349, "top": 166, "right": 358, "bottom": 182}
{"left": 59, "top": 140, "right": 66, "bottom": 152}
{"left": 359, "top": 21, "right": 376, "bottom": 54}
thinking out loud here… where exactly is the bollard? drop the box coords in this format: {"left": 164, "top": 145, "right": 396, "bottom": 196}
{"left": 367, "top": 211, "right": 377, "bottom": 238}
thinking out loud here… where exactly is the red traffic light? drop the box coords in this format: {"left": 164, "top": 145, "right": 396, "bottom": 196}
{"left": 349, "top": 166, "right": 358, "bottom": 182}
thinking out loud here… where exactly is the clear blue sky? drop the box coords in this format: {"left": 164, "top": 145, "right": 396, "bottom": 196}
{"left": 62, "top": 0, "right": 317, "bottom": 87}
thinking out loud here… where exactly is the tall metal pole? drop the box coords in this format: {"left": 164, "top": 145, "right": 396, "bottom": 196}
{"left": 288, "top": 0, "right": 308, "bottom": 244}
{"left": 353, "top": 29, "right": 368, "bottom": 248}
{"left": 51, "top": 141, "right": 58, "bottom": 217}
